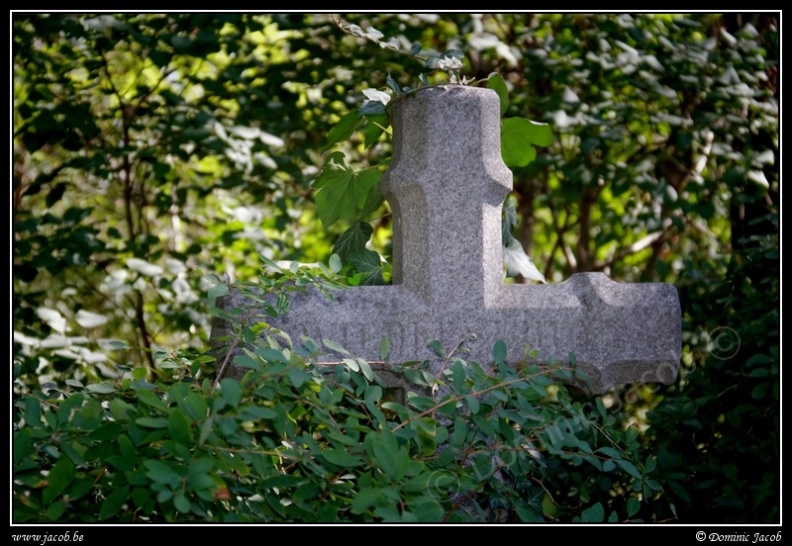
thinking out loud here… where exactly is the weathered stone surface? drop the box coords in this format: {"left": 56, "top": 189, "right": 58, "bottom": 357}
{"left": 212, "top": 85, "right": 681, "bottom": 394}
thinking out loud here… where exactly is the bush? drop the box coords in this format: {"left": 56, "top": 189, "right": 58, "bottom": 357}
{"left": 14, "top": 271, "right": 656, "bottom": 523}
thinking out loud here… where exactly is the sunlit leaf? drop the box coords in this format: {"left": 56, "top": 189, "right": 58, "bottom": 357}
{"left": 313, "top": 152, "right": 382, "bottom": 227}
{"left": 501, "top": 118, "right": 553, "bottom": 168}
{"left": 488, "top": 73, "right": 509, "bottom": 117}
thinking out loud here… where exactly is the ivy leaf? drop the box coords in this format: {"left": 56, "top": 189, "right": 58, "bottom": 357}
{"left": 385, "top": 73, "right": 401, "bottom": 94}
{"left": 363, "top": 113, "right": 389, "bottom": 148}
{"left": 362, "top": 88, "right": 391, "bottom": 105}
{"left": 333, "top": 222, "right": 373, "bottom": 262}
{"left": 359, "top": 101, "right": 386, "bottom": 116}
{"left": 313, "top": 152, "right": 382, "bottom": 227}
{"left": 501, "top": 118, "right": 554, "bottom": 168}
{"left": 503, "top": 237, "right": 546, "bottom": 283}
{"left": 347, "top": 250, "right": 385, "bottom": 285}
{"left": 323, "top": 111, "right": 362, "bottom": 152}
{"left": 488, "top": 73, "right": 509, "bottom": 117}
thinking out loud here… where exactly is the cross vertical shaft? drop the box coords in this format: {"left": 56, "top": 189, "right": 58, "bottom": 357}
{"left": 382, "top": 86, "right": 513, "bottom": 307}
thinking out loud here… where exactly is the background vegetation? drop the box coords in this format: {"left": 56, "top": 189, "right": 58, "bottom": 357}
{"left": 13, "top": 13, "right": 778, "bottom": 523}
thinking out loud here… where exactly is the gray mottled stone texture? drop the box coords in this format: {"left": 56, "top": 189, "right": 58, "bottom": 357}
{"left": 212, "top": 85, "right": 681, "bottom": 394}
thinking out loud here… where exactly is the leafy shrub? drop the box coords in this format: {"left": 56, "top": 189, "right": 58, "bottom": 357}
{"left": 14, "top": 272, "right": 655, "bottom": 523}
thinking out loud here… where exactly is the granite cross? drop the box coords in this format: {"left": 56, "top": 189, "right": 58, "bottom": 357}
{"left": 212, "top": 85, "right": 681, "bottom": 394}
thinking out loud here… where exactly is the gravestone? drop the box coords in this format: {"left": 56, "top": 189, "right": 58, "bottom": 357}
{"left": 212, "top": 85, "right": 681, "bottom": 394}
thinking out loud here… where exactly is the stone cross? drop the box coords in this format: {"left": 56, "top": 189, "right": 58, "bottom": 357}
{"left": 212, "top": 85, "right": 680, "bottom": 394}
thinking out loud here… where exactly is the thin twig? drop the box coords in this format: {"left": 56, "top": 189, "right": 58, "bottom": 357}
{"left": 393, "top": 367, "right": 575, "bottom": 432}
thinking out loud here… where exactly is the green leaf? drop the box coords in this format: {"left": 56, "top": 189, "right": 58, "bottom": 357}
{"left": 379, "top": 335, "right": 391, "bottom": 360}
{"left": 371, "top": 428, "right": 401, "bottom": 481}
{"left": 597, "top": 446, "right": 622, "bottom": 458}
{"left": 358, "top": 358, "right": 375, "bottom": 382}
{"left": 46, "top": 500, "right": 67, "bottom": 521}
{"left": 220, "top": 378, "right": 242, "bottom": 407}
{"left": 580, "top": 502, "right": 605, "bottom": 522}
{"left": 411, "top": 498, "right": 444, "bottom": 522}
{"left": 173, "top": 492, "right": 191, "bottom": 513}
{"left": 627, "top": 497, "right": 640, "bottom": 517}
{"left": 347, "top": 250, "right": 384, "bottom": 285}
{"left": 99, "top": 485, "right": 130, "bottom": 521}
{"left": 329, "top": 253, "right": 342, "bottom": 274}
{"left": 501, "top": 117, "right": 553, "bottom": 168}
{"left": 351, "top": 487, "right": 382, "bottom": 514}
{"left": 23, "top": 396, "right": 42, "bottom": 428}
{"left": 465, "top": 395, "right": 480, "bottom": 414}
{"left": 363, "top": 113, "right": 388, "bottom": 148}
{"left": 288, "top": 366, "right": 308, "bottom": 388}
{"left": 134, "top": 417, "right": 168, "bottom": 428}
{"left": 110, "top": 398, "right": 136, "bottom": 421}
{"left": 85, "top": 382, "right": 115, "bottom": 395}
{"left": 616, "top": 459, "right": 644, "bottom": 480}
{"left": 136, "top": 390, "right": 168, "bottom": 412}
{"left": 13, "top": 428, "right": 33, "bottom": 464}
{"left": 493, "top": 339, "right": 507, "bottom": 365}
{"left": 144, "top": 460, "right": 180, "bottom": 486}
{"left": 168, "top": 408, "right": 193, "bottom": 445}
{"left": 313, "top": 152, "right": 382, "bottom": 227}
{"left": 198, "top": 418, "right": 213, "bottom": 446}
{"left": 323, "top": 338, "right": 351, "bottom": 355}
{"left": 117, "top": 434, "right": 136, "bottom": 460}
{"left": 321, "top": 449, "right": 363, "bottom": 468}
{"left": 515, "top": 504, "right": 540, "bottom": 522}
{"left": 234, "top": 349, "right": 262, "bottom": 370}
{"left": 323, "top": 111, "right": 362, "bottom": 152}
{"left": 57, "top": 393, "right": 84, "bottom": 425}
{"left": 343, "top": 358, "right": 359, "bottom": 372}
{"left": 42, "top": 458, "right": 75, "bottom": 504}
{"left": 488, "top": 73, "right": 509, "bottom": 117}
{"left": 386, "top": 73, "right": 401, "bottom": 93}
{"left": 332, "top": 222, "right": 373, "bottom": 262}
{"left": 207, "top": 284, "right": 229, "bottom": 299}
{"left": 181, "top": 391, "right": 208, "bottom": 422}
{"left": 452, "top": 360, "right": 466, "bottom": 392}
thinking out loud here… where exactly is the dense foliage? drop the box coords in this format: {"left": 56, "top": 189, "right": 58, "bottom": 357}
{"left": 13, "top": 13, "right": 778, "bottom": 523}
{"left": 14, "top": 270, "right": 653, "bottom": 522}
